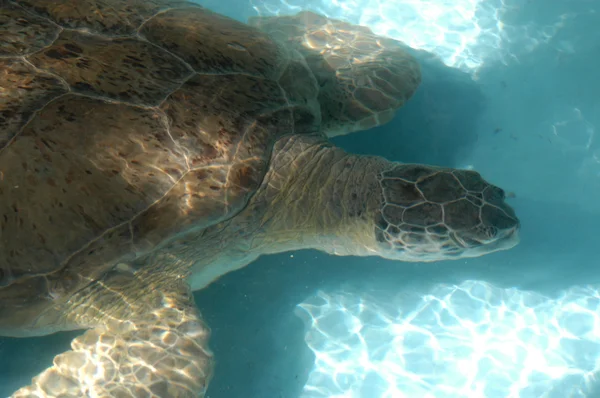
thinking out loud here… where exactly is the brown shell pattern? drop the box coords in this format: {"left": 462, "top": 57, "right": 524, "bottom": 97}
{"left": 0, "top": 0, "right": 321, "bottom": 327}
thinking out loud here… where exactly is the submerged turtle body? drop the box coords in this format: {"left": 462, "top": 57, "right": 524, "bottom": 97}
{"left": 0, "top": 1, "right": 419, "bottom": 333}
{"left": 0, "top": 2, "right": 519, "bottom": 397}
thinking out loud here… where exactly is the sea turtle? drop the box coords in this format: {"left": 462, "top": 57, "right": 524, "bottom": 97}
{"left": 0, "top": 1, "right": 520, "bottom": 396}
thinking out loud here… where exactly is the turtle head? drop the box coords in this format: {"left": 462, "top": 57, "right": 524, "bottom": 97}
{"left": 243, "top": 138, "right": 518, "bottom": 263}
{"left": 368, "top": 164, "right": 520, "bottom": 261}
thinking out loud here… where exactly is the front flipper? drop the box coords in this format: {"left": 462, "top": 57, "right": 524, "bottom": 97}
{"left": 249, "top": 11, "right": 421, "bottom": 136}
{"left": 12, "top": 266, "right": 213, "bottom": 397}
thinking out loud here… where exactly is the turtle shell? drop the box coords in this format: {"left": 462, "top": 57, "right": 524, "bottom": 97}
{"left": 0, "top": 0, "right": 322, "bottom": 332}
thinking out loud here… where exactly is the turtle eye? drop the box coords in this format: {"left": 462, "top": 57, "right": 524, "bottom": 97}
{"left": 487, "top": 226, "right": 498, "bottom": 239}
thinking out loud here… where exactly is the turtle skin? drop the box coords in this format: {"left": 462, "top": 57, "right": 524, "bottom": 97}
{"left": 0, "top": 0, "right": 420, "bottom": 335}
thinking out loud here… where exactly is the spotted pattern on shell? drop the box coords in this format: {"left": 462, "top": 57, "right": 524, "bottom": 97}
{"left": 0, "top": 0, "right": 421, "bottom": 336}
{"left": 0, "top": 0, "right": 324, "bottom": 326}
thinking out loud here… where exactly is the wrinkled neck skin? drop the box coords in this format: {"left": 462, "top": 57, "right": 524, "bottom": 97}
{"left": 247, "top": 134, "right": 387, "bottom": 255}
{"left": 187, "top": 134, "right": 389, "bottom": 290}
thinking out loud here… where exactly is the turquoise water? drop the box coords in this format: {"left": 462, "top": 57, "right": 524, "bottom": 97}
{"left": 1, "top": 0, "right": 600, "bottom": 397}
